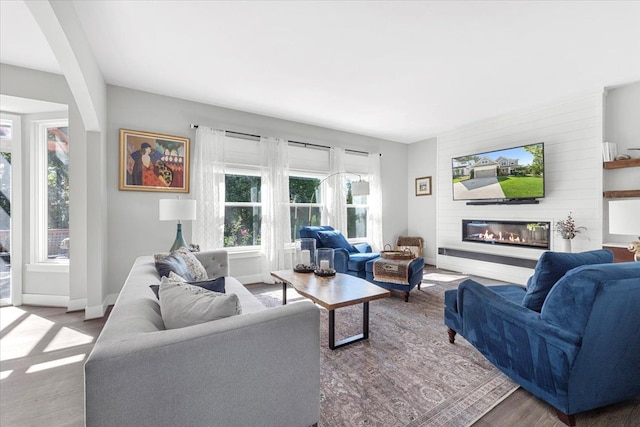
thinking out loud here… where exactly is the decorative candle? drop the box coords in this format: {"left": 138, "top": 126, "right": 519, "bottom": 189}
{"left": 320, "top": 260, "right": 330, "bottom": 270}
{"left": 300, "top": 250, "right": 311, "bottom": 265}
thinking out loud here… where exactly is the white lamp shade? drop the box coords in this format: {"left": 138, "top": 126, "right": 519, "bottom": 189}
{"left": 351, "top": 180, "right": 370, "bottom": 196}
{"left": 609, "top": 200, "right": 640, "bottom": 235}
{"left": 159, "top": 199, "right": 197, "bottom": 221}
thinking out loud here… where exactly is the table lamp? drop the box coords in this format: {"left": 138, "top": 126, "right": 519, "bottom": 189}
{"left": 159, "top": 198, "right": 197, "bottom": 252}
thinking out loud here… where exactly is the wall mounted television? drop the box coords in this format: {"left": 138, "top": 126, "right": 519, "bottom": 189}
{"left": 451, "top": 142, "right": 544, "bottom": 204}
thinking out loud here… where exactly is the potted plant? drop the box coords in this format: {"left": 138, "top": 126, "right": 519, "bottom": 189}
{"left": 555, "top": 212, "right": 586, "bottom": 252}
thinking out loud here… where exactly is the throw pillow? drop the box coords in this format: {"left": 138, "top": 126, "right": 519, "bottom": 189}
{"left": 317, "top": 230, "right": 356, "bottom": 253}
{"left": 174, "top": 247, "right": 208, "bottom": 281}
{"left": 155, "top": 252, "right": 194, "bottom": 281}
{"left": 150, "top": 273, "right": 226, "bottom": 299}
{"left": 159, "top": 278, "right": 241, "bottom": 329}
{"left": 521, "top": 249, "right": 614, "bottom": 312}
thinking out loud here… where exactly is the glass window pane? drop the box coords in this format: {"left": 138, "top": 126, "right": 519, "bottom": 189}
{"left": 289, "top": 176, "right": 320, "bottom": 203}
{"left": 225, "top": 174, "right": 261, "bottom": 202}
{"left": 347, "top": 207, "right": 367, "bottom": 239}
{"left": 290, "top": 206, "right": 321, "bottom": 239}
{"left": 47, "top": 126, "right": 69, "bottom": 259}
{"left": 224, "top": 206, "right": 261, "bottom": 247}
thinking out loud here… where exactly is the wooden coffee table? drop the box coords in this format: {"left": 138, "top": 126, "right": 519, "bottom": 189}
{"left": 271, "top": 270, "right": 390, "bottom": 349}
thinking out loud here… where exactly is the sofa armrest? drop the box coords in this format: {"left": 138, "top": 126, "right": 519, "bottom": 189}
{"left": 458, "top": 279, "right": 581, "bottom": 346}
{"left": 353, "top": 242, "right": 372, "bottom": 253}
{"left": 85, "top": 302, "right": 320, "bottom": 427}
{"left": 333, "top": 247, "right": 349, "bottom": 273}
{"left": 194, "top": 250, "right": 229, "bottom": 278}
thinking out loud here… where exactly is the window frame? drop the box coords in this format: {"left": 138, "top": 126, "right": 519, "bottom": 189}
{"left": 288, "top": 171, "right": 323, "bottom": 240}
{"left": 30, "top": 118, "right": 69, "bottom": 265}
{"left": 223, "top": 168, "right": 262, "bottom": 251}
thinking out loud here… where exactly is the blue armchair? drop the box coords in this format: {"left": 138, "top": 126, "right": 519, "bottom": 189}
{"left": 444, "top": 250, "right": 640, "bottom": 426}
{"left": 298, "top": 226, "right": 380, "bottom": 278}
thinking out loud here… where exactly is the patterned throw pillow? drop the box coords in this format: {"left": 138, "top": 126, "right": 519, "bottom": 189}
{"left": 155, "top": 252, "right": 194, "bottom": 281}
{"left": 174, "top": 247, "right": 209, "bottom": 281}
{"left": 158, "top": 277, "right": 241, "bottom": 329}
{"left": 154, "top": 247, "right": 208, "bottom": 281}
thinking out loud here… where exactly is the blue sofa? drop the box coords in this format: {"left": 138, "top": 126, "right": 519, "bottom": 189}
{"left": 444, "top": 250, "right": 640, "bottom": 426}
{"left": 298, "top": 226, "right": 380, "bottom": 279}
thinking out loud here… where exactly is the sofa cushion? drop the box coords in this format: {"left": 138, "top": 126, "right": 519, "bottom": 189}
{"left": 150, "top": 272, "right": 226, "bottom": 299}
{"left": 348, "top": 252, "right": 381, "bottom": 272}
{"left": 522, "top": 249, "right": 613, "bottom": 312}
{"left": 155, "top": 252, "right": 194, "bottom": 281}
{"left": 317, "top": 230, "right": 356, "bottom": 253}
{"left": 159, "top": 277, "right": 241, "bottom": 329}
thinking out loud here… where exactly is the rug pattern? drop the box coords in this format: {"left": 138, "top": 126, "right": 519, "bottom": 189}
{"left": 254, "top": 277, "right": 518, "bottom": 427}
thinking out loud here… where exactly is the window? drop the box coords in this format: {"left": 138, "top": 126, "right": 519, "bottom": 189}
{"left": 224, "top": 173, "right": 261, "bottom": 247}
{"left": 346, "top": 177, "right": 368, "bottom": 239}
{"left": 289, "top": 175, "right": 321, "bottom": 239}
{"left": 32, "top": 119, "right": 69, "bottom": 262}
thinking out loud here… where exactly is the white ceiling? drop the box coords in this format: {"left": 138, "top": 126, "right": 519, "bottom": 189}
{"left": 1, "top": 1, "right": 639, "bottom": 143}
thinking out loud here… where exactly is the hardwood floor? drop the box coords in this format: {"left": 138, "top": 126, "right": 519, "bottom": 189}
{"left": 1, "top": 303, "right": 638, "bottom": 426}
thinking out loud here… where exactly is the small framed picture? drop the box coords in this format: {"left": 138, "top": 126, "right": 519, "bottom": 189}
{"left": 119, "top": 129, "right": 190, "bottom": 193}
{"left": 415, "top": 176, "right": 432, "bottom": 196}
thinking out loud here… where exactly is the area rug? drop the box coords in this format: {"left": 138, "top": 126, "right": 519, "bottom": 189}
{"left": 422, "top": 272, "right": 469, "bottom": 283}
{"left": 252, "top": 278, "right": 518, "bottom": 427}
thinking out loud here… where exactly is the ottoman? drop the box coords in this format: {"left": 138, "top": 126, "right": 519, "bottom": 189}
{"left": 365, "top": 257, "right": 425, "bottom": 302}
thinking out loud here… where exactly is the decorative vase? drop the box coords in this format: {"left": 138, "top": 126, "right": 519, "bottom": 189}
{"left": 560, "top": 238, "right": 572, "bottom": 253}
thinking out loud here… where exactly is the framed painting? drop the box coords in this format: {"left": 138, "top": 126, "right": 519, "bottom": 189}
{"left": 415, "top": 176, "right": 432, "bottom": 196}
{"left": 119, "top": 129, "right": 190, "bottom": 193}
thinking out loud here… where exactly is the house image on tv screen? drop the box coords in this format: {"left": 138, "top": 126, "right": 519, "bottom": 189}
{"left": 451, "top": 143, "right": 544, "bottom": 201}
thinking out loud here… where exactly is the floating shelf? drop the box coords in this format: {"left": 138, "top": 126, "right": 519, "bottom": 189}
{"left": 603, "top": 158, "right": 640, "bottom": 169}
{"left": 603, "top": 190, "right": 640, "bottom": 198}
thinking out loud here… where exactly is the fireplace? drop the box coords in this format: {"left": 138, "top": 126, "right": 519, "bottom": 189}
{"left": 462, "top": 219, "right": 550, "bottom": 250}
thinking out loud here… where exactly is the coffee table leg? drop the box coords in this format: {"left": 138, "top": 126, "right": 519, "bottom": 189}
{"left": 328, "top": 301, "right": 370, "bottom": 350}
{"left": 282, "top": 281, "right": 287, "bottom": 305}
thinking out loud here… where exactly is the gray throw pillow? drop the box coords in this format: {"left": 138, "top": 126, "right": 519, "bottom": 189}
{"left": 155, "top": 248, "right": 208, "bottom": 281}
{"left": 159, "top": 277, "right": 241, "bottom": 329}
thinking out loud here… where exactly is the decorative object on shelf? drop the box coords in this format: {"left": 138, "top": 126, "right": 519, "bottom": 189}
{"left": 614, "top": 154, "right": 631, "bottom": 161}
{"left": 609, "top": 199, "right": 640, "bottom": 261}
{"left": 602, "top": 141, "right": 618, "bottom": 161}
{"left": 555, "top": 212, "right": 586, "bottom": 253}
{"left": 315, "top": 248, "right": 336, "bottom": 276}
{"left": 628, "top": 242, "right": 640, "bottom": 262}
{"left": 159, "top": 197, "right": 197, "bottom": 252}
{"left": 415, "top": 176, "right": 432, "bottom": 196}
{"left": 294, "top": 238, "right": 317, "bottom": 272}
{"left": 120, "top": 129, "right": 190, "bottom": 193}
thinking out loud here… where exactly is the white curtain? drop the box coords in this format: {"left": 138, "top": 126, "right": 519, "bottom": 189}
{"left": 323, "top": 147, "right": 348, "bottom": 232}
{"left": 193, "top": 127, "right": 226, "bottom": 250}
{"left": 260, "top": 136, "right": 292, "bottom": 279}
{"left": 367, "top": 153, "right": 384, "bottom": 252}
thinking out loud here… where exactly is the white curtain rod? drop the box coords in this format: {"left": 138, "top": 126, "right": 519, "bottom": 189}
{"left": 190, "top": 123, "right": 379, "bottom": 157}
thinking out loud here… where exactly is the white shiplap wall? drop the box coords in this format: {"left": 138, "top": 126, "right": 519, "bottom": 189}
{"left": 436, "top": 90, "right": 604, "bottom": 284}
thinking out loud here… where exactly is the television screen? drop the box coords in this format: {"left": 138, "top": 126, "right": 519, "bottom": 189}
{"left": 451, "top": 143, "right": 544, "bottom": 201}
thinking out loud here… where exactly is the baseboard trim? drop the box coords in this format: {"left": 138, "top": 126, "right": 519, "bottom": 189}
{"left": 21, "top": 294, "right": 68, "bottom": 307}
{"left": 67, "top": 298, "right": 87, "bottom": 312}
{"left": 85, "top": 293, "right": 119, "bottom": 320}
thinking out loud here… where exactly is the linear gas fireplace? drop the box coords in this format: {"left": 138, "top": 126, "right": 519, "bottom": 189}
{"left": 462, "top": 219, "right": 550, "bottom": 250}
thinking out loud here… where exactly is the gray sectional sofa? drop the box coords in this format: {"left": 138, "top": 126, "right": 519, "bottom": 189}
{"left": 85, "top": 250, "right": 320, "bottom": 427}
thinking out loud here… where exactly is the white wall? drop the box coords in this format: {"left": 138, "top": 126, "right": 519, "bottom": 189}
{"left": 434, "top": 90, "right": 604, "bottom": 284}
{"left": 407, "top": 137, "right": 437, "bottom": 265}
{"left": 106, "top": 85, "right": 409, "bottom": 294}
{"left": 604, "top": 81, "right": 640, "bottom": 245}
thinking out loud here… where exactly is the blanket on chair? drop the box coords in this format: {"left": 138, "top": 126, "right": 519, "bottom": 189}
{"left": 373, "top": 258, "right": 411, "bottom": 285}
